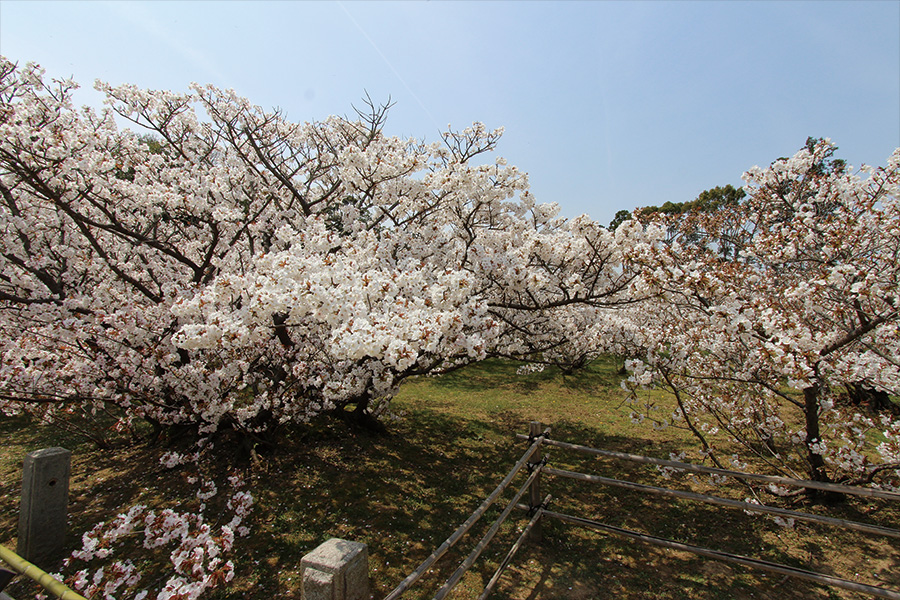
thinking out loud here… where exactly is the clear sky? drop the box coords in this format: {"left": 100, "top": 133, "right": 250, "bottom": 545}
{"left": 1, "top": 0, "right": 898, "bottom": 225}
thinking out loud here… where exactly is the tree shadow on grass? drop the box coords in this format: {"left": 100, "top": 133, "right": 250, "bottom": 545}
{"left": 0, "top": 415, "right": 216, "bottom": 599}
{"left": 1, "top": 414, "right": 145, "bottom": 546}
{"left": 5, "top": 405, "right": 897, "bottom": 600}
{"left": 481, "top": 513, "right": 886, "bottom": 600}
{"left": 247, "top": 411, "right": 793, "bottom": 599}
{"left": 432, "top": 417, "right": 900, "bottom": 600}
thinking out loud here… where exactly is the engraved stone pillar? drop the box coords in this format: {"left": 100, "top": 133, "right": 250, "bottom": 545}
{"left": 17, "top": 447, "right": 71, "bottom": 570}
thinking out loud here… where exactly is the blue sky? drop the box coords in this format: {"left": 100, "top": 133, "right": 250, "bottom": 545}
{"left": 1, "top": 1, "right": 898, "bottom": 226}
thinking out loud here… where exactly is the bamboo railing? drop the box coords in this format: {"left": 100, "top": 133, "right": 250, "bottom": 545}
{"left": 515, "top": 428, "right": 900, "bottom": 600}
{"left": 543, "top": 509, "right": 900, "bottom": 600}
{"left": 0, "top": 545, "right": 87, "bottom": 600}
{"left": 383, "top": 425, "right": 550, "bottom": 600}
{"left": 387, "top": 423, "right": 900, "bottom": 599}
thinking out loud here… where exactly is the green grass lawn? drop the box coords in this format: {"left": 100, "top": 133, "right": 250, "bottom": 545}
{"left": 1, "top": 357, "right": 898, "bottom": 600}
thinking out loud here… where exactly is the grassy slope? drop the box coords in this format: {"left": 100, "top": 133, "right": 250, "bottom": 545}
{"left": 1, "top": 357, "right": 897, "bottom": 600}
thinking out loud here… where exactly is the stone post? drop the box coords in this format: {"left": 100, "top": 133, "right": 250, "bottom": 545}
{"left": 301, "top": 538, "right": 369, "bottom": 600}
{"left": 17, "top": 447, "right": 71, "bottom": 570}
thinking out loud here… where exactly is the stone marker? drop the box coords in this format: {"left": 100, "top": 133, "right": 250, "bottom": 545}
{"left": 17, "top": 447, "right": 71, "bottom": 570}
{"left": 301, "top": 538, "right": 369, "bottom": 600}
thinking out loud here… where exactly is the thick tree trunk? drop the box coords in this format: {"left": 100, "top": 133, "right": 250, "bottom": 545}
{"left": 803, "top": 384, "right": 843, "bottom": 502}
{"left": 331, "top": 392, "right": 385, "bottom": 432}
{"left": 803, "top": 385, "right": 829, "bottom": 482}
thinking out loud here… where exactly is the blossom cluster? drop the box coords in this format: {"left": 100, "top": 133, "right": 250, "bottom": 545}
{"left": 0, "top": 57, "right": 648, "bottom": 443}
{"left": 60, "top": 471, "right": 253, "bottom": 600}
{"left": 622, "top": 139, "right": 900, "bottom": 490}
{"left": 3, "top": 53, "right": 897, "bottom": 511}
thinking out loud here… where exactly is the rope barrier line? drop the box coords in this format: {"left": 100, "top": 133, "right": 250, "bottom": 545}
{"left": 477, "top": 494, "right": 552, "bottom": 600}
{"left": 432, "top": 465, "right": 544, "bottom": 600}
{"left": 517, "top": 434, "right": 900, "bottom": 501}
{"left": 0, "top": 545, "right": 87, "bottom": 600}
{"left": 541, "top": 509, "right": 900, "bottom": 600}
{"left": 382, "top": 433, "right": 546, "bottom": 600}
{"left": 543, "top": 466, "right": 900, "bottom": 539}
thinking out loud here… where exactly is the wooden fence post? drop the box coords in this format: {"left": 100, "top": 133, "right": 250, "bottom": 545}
{"left": 528, "top": 421, "right": 544, "bottom": 543}
{"left": 17, "top": 447, "right": 71, "bottom": 570}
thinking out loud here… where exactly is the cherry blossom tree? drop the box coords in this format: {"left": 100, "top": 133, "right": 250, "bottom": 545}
{"left": 625, "top": 139, "right": 900, "bottom": 494}
{"left": 0, "top": 57, "right": 652, "bottom": 447}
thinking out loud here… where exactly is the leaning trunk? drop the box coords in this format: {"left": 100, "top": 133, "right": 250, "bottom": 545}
{"left": 803, "top": 385, "right": 829, "bottom": 482}
{"left": 803, "top": 384, "right": 842, "bottom": 502}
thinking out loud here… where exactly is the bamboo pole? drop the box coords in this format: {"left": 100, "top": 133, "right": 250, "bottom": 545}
{"left": 382, "top": 434, "right": 545, "bottom": 600}
{"left": 477, "top": 494, "right": 552, "bottom": 600}
{"left": 527, "top": 421, "right": 544, "bottom": 543}
{"left": 0, "top": 545, "right": 87, "bottom": 600}
{"left": 432, "top": 465, "right": 544, "bottom": 600}
{"left": 518, "top": 434, "right": 900, "bottom": 501}
{"left": 543, "top": 467, "right": 900, "bottom": 539}
{"left": 541, "top": 510, "right": 900, "bottom": 600}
